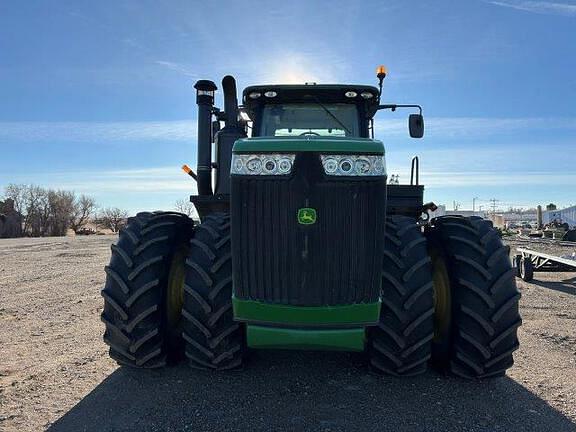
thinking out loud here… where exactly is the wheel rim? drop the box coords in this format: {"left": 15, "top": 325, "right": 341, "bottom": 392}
{"left": 166, "top": 244, "right": 188, "bottom": 341}
{"left": 519, "top": 257, "right": 526, "bottom": 279}
{"left": 430, "top": 251, "right": 452, "bottom": 343}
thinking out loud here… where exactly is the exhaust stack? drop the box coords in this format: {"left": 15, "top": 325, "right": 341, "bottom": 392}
{"left": 194, "top": 79, "right": 217, "bottom": 196}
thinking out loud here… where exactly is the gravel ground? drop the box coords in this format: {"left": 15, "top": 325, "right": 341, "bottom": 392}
{"left": 0, "top": 235, "right": 575, "bottom": 432}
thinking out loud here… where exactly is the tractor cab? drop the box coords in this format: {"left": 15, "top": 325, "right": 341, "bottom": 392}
{"left": 241, "top": 84, "right": 380, "bottom": 138}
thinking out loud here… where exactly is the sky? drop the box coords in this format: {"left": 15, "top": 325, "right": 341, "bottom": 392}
{"left": 0, "top": 0, "right": 575, "bottom": 214}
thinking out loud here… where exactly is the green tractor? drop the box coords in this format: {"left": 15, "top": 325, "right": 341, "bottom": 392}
{"left": 101, "top": 66, "right": 521, "bottom": 378}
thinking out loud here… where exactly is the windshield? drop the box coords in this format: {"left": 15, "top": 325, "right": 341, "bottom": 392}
{"left": 260, "top": 103, "right": 359, "bottom": 137}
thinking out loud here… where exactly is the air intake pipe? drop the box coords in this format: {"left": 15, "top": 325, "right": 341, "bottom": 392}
{"left": 194, "top": 79, "right": 217, "bottom": 196}
{"left": 222, "top": 75, "right": 239, "bottom": 128}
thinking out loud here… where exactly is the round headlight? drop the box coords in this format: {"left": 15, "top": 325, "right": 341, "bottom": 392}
{"left": 360, "top": 92, "right": 374, "bottom": 99}
{"left": 248, "top": 92, "right": 261, "bottom": 99}
{"left": 263, "top": 158, "right": 277, "bottom": 173}
{"left": 354, "top": 158, "right": 371, "bottom": 175}
{"left": 373, "top": 157, "right": 384, "bottom": 174}
{"left": 339, "top": 158, "right": 353, "bottom": 173}
{"left": 233, "top": 157, "right": 244, "bottom": 173}
{"left": 278, "top": 157, "right": 292, "bottom": 174}
{"left": 246, "top": 157, "right": 262, "bottom": 174}
{"left": 345, "top": 91, "right": 357, "bottom": 98}
{"left": 264, "top": 91, "right": 277, "bottom": 98}
{"left": 323, "top": 157, "right": 338, "bottom": 174}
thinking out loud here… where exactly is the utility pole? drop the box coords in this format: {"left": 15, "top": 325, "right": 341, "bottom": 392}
{"left": 489, "top": 198, "right": 500, "bottom": 215}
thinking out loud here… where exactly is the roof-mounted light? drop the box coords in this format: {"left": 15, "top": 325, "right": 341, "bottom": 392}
{"left": 345, "top": 91, "right": 358, "bottom": 98}
{"left": 376, "top": 65, "right": 388, "bottom": 79}
{"left": 248, "top": 92, "right": 261, "bottom": 99}
{"left": 360, "top": 92, "right": 374, "bottom": 99}
{"left": 264, "top": 91, "right": 277, "bottom": 98}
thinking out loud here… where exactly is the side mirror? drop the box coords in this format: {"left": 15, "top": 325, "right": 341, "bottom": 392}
{"left": 409, "top": 114, "right": 424, "bottom": 138}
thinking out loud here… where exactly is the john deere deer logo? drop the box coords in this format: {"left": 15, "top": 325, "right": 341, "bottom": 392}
{"left": 298, "top": 208, "right": 317, "bottom": 225}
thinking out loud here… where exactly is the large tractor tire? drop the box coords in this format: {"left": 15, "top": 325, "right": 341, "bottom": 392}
{"left": 182, "top": 213, "right": 245, "bottom": 370}
{"left": 367, "top": 215, "right": 435, "bottom": 376}
{"left": 427, "top": 216, "right": 521, "bottom": 379}
{"left": 101, "top": 211, "right": 193, "bottom": 368}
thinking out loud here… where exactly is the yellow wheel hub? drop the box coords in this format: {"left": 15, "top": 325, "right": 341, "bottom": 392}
{"left": 430, "top": 251, "right": 452, "bottom": 343}
{"left": 166, "top": 244, "right": 188, "bottom": 336}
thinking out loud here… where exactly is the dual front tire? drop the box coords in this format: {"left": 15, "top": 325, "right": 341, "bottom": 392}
{"left": 101, "top": 212, "right": 242, "bottom": 369}
{"left": 425, "top": 216, "right": 521, "bottom": 378}
{"left": 367, "top": 215, "right": 521, "bottom": 378}
{"left": 100, "top": 212, "right": 193, "bottom": 367}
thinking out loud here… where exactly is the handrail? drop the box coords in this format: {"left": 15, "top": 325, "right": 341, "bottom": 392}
{"left": 410, "top": 156, "right": 419, "bottom": 186}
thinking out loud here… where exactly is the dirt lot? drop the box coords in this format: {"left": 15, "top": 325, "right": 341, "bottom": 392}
{"left": 1, "top": 235, "right": 575, "bottom": 432}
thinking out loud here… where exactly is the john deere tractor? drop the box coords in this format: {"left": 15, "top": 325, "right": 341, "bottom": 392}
{"left": 101, "top": 67, "right": 521, "bottom": 378}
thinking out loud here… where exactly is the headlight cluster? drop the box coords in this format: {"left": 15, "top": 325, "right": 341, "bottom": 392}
{"left": 320, "top": 155, "right": 386, "bottom": 176}
{"left": 231, "top": 153, "right": 386, "bottom": 177}
{"left": 231, "top": 154, "right": 296, "bottom": 175}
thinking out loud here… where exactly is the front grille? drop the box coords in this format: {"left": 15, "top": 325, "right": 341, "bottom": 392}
{"left": 231, "top": 153, "right": 386, "bottom": 306}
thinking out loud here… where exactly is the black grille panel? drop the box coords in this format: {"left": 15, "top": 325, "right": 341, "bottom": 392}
{"left": 231, "top": 153, "right": 386, "bottom": 306}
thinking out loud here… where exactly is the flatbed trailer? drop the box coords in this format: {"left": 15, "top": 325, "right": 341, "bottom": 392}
{"left": 515, "top": 247, "right": 576, "bottom": 282}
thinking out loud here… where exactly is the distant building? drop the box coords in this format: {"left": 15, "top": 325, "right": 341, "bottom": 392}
{"left": 0, "top": 199, "right": 23, "bottom": 238}
{"left": 543, "top": 205, "right": 576, "bottom": 228}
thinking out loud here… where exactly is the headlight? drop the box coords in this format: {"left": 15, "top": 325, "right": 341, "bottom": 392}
{"left": 320, "top": 155, "right": 386, "bottom": 176}
{"left": 231, "top": 154, "right": 295, "bottom": 176}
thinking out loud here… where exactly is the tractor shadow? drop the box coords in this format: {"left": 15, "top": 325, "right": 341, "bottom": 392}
{"left": 529, "top": 274, "right": 576, "bottom": 296}
{"left": 48, "top": 351, "right": 575, "bottom": 432}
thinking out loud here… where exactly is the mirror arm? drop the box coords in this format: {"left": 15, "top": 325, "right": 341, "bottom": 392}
{"left": 377, "top": 104, "right": 422, "bottom": 115}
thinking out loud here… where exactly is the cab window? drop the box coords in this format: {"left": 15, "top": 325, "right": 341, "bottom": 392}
{"left": 260, "top": 103, "right": 359, "bottom": 137}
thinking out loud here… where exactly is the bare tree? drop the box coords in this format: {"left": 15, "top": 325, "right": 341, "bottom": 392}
{"left": 4, "top": 184, "right": 26, "bottom": 215}
{"left": 47, "top": 190, "right": 75, "bottom": 236}
{"left": 96, "top": 207, "right": 129, "bottom": 233}
{"left": 174, "top": 199, "right": 198, "bottom": 219}
{"left": 70, "top": 195, "right": 96, "bottom": 233}
{"left": 28, "top": 186, "right": 50, "bottom": 236}
{"left": 4, "top": 184, "right": 99, "bottom": 237}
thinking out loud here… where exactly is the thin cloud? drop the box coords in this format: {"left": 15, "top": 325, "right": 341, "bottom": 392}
{"left": 0, "top": 121, "right": 197, "bottom": 144}
{"left": 1, "top": 117, "right": 575, "bottom": 144}
{"left": 406, "top": 171, "right": 576, "bottom": 187}
{"left": 4, "top": 166, "right": 574, "bottom": 195}
{"left": 376, "top": 116, "right": 576, "bottom": 138}
{"left": 3, "top": 166, "right": 194, "bottom": 193}
{"left": 486, "top": 0, "right": 576, "bottom": 16}
{"left": 154, "top": 60, "right": 199, "bottom": 78}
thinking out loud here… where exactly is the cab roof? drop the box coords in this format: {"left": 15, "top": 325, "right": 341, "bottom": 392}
{"left": 242, "top": 84, "right": 380, "bottom": 107}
